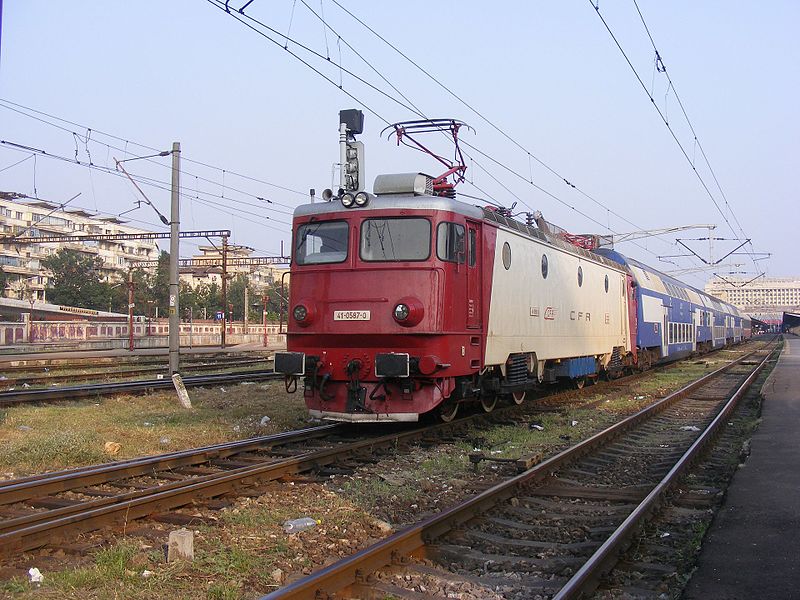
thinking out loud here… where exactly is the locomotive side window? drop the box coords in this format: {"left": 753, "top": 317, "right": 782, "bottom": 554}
{"left": 577, "top": 266, "right": 583, "bottom": 287}
{"left": 295, "top": 220, "right": 349, "bottom": 265}
{"left": 360, "top": 218, "right": 431, "bottom": 262}
{"left": 436, "top": 222, "right": 466, "bottom": 264}
{"left": 604, "top": 274, "right": 609, "bottom": 293}
{"left": 468, "top": 229, "right": 476, "bottom": 267}
{"left": 541, "top": 254, "right": 548, "bottom": 279}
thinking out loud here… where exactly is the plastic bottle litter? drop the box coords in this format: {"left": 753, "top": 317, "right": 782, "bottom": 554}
{"left": 282, "top": 517, "right": 319, "bottom": 533}
{"left": 28, "top": 567, "right": 43, "bottom": 586}
{"left": 259, "top": 416, "right": 271, "bottom": 426}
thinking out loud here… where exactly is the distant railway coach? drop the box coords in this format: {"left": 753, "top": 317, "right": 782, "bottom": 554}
{"left": 273, "top": 112, "right": 747, "bottom": 422}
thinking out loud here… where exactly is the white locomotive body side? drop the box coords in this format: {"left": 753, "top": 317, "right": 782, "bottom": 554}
{"left": 484, "top": 226, "right": 631, "bottom": 370}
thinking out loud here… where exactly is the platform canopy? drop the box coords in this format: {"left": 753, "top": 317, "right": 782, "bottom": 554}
{"left": 782, "top": 311, "right": 800, "bottom": 334}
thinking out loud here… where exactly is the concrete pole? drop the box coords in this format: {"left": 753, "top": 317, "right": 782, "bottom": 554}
{"left": 168, "top": 142, "right": 181, "bottom": 374}
{"left": 243, "top": 284, "right": 249, "bottom": 335}
{"left": 262, "top": 294, "right": 268, "bottom": 347}
{"left": 221, "top": 235, "right": 228, "bottom": 348}
{"left": 128, "top": 268, "right": 134, "bottom": 352}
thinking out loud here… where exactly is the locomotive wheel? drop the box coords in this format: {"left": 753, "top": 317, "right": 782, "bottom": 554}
{"left": 511, "top": 390, "right": 526, "bottom": 405}
{"left": 480, "top": 394, "right": 497, "bottom": 412}
{"left": 438, "top": 399, "right": 459, "bottom": 422}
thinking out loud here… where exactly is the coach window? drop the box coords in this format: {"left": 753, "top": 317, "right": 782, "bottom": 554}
{"left": 361, "top": 217, "right": 431, "bottom": 262}
{"left": 541, "top": 254, "right": 549, "bottom": 279}
{"left": 604, "top": 274, "right": 609, "bottom": 293}
{"left": 295, "top": 220, "right": 349, "bottom": 265}
{"left": 436, "top": 222, "right": 466, "bottom": 264}
{"left": 577, "top": 266, "right": 583, "bottom": 287}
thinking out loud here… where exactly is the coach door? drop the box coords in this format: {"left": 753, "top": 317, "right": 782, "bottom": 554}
{"left": 466, "top": 221, "right": 481, "bottom": 329}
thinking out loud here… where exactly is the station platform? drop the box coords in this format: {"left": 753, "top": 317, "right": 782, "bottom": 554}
{"left": 683, "top": 335, "right": 800, "bottom": 599}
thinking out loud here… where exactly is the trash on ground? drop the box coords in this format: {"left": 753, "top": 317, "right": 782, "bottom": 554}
{"left": 17, "top": 425, "right": 32, "bottom": 432}
{"left": 219, "top": 387, "right": 227, "bottom": 393}
{"left": 156, "top": 374, "right": 164, "bottom": 380}
{"left": 634, "top": 395, "right": 645, "bottom": 400}
{"left": 529, "top": 423, "right": 544, "bottom": 431}
{"left": 660, "top": 532, "right": 671, "bottom": 538}
{"left": 103, "top": 441, "right": 121, "bottom": 455}
{"left": 259, "top": 416, "right": 271, "bottom": 426}
{"left": 559, "top": 434, "right": 571, "bottom": 441}
{"left": 159, "top": 437, "right": 171, "bottom": 445}
{"left": 143, "top": 422, "right": 153, "bottom": 427}
{"left": 141, "top": 570, "right": 154, "bottom": 578}
{"left": 283, "top": 517, "right": 320, "bottom": 533}
{"left": 28, "top": 567, "right": 43, "bottom": 585}
{"left": 570, "top": 420, "right": 579, "bottom": 427}
{"left": 680, "top": 425, "right": 701, "bottom": 432}
{"left": 21, "top": 383, "right": 30, "bottom": 388}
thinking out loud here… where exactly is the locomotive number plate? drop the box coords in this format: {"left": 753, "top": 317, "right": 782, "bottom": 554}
{"left": 334, "top": 310, "right": 371, "bottom": 321}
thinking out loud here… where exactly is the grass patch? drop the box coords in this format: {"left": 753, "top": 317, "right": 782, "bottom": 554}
{"left": 0, "top": 380, "right": 308, "bottom": 476}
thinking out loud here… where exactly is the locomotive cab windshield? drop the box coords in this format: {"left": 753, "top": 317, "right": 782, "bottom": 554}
{"left": 295, "top": 220, "right": 348, "bottom": 265}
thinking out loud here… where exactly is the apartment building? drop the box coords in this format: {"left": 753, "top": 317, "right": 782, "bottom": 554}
{"left": 0, "top": 192, "right": 160, "bottom": 301}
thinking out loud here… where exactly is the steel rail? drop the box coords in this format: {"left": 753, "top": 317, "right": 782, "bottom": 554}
{"left": 260, "top": 343, "right": 775, "bottom": 599}
{"left": 0, "top": 424, "right": 340, "bottom": 503}
{"left": 0, "top": 358, "right": 269, "bottom": 388}
{"left": 0, "top": 355, "right": 270, "bottom": 377}
{"left": 0, "top": 415, "right": 473, "bottom": 555}
{"left": 0, "top": 349, "right": 270, "bottom": 367}
{"left": 552, "top": 344, "right": 777, "bottom": 599}
{"left": 0, "top": 370, "right": 281, "bottom": 405}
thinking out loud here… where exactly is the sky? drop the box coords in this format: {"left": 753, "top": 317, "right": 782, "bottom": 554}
{"left": 0, "top": 1, "right": 797, "bottom": 289}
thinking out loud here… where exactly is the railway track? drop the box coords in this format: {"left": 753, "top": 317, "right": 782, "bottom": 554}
{"left": 0, "top": 350, "right": 271, "bottom": 370}
{"left": 0, "top": 370, "right": 281, "bottom": 406}
{"left": 260, "top": 341, "right": 777, "bottom": 599}
{"left": 0, "top": 340, "right": 769, "bottom": 571}
{"left": 0, "top": 356, "right": 271, "bottom": 390}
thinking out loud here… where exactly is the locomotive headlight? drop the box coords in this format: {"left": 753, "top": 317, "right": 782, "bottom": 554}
{"left": 392, "top": 297, "right": 424, "bottom": 326}
{"left": 393, "top": 303, "right": 410, "bottom": 322}
{"left": 293, "top": 304, "right": 308, "bottom": 322}
{"left": 341, "top": 193, "right": 355, "bottom": 208}
{"left": 354, "top": 191, "right": 370, "bottom": 207}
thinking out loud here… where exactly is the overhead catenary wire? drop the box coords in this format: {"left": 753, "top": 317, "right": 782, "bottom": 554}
{"left": 0, "top": 140, "right": 290, "bottom": 233}
{"left": 204, "top": 0, "right": 717, "bottom": 283}
{"left": 0, "top": 97, "right": 309, "bottom": 205}
{"left": 587, "top": 2, "right": 750, "bottom": 255}
{"left": 628, "top": 0, "right": 758, "bottom": 272}
{"left": 326, "top": 0, "right": 681, "bottom": 248}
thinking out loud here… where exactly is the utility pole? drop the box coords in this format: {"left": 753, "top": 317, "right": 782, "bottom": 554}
{"left": 243, "top": 284, "right": 249, "bottom": 335}
{"left": 127, "top": 268, "right": 135, "bottom": 352}
{"left": 168, "top": 141, "right": 181, "bottom": 374}
{"left": 262, "top": 293, "right": 268, "bottom": 347}
{"left": 221, "top": 235, "right": 228, "bottom": 348}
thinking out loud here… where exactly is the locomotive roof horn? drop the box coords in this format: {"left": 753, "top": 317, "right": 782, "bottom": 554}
{"left": 381, "top": 119, "right": 473, "bottom": 199}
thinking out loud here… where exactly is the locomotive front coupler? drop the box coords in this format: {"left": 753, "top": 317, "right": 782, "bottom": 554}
{"left": 345, "top": 359, "right": 368, "bottom": 413}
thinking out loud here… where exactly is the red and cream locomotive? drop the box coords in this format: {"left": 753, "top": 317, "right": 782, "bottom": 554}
{"left": 274, "top": 111, "right": 638, "bottom": 421}
{"left": 274, "top": 111, "right": 747, "bottom": 422}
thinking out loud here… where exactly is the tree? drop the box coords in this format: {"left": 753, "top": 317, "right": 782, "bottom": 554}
{"left": 41, "top": 249, "right": 109, "bottom": 310}
{"left": 0, "top": 267, "right": 7, "bottom": 298}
